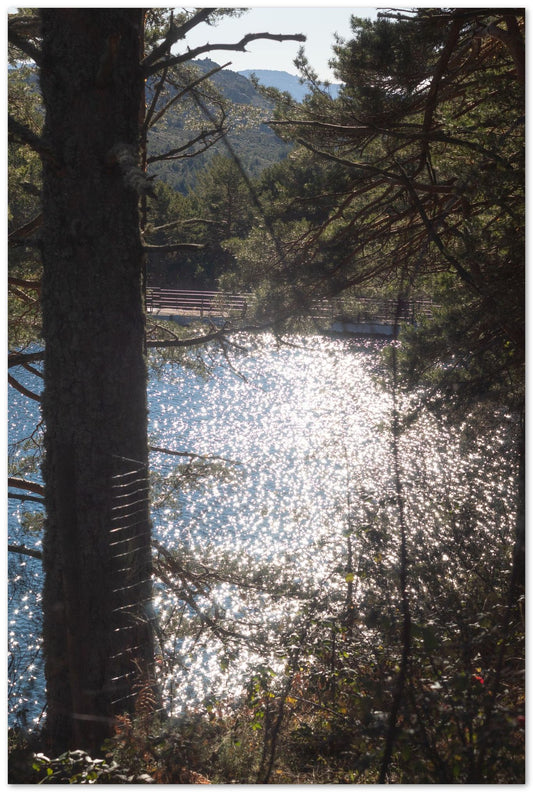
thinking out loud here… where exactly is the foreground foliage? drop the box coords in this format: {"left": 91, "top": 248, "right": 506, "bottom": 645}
{"left": 9, "top": 391, "right": 524, "bottom": 782}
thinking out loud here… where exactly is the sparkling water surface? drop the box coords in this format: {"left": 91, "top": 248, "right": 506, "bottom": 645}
{"left": 8, "top": 333, "right": 517, "bottom": 725}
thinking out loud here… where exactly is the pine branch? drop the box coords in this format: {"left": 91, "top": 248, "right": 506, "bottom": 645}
{"left": 476, "top": 15, "right": 525, "bottom": 83}
{"left": 8, "top": 14, "right": 42, "bottom": 64}
{"left": 8, "top": 114, "right": 57, "bottom": 165}
{"left": 418, "top": 18, "right": 462, "bottom": 173}
{"left": 146, "top": 327, "right": 228, "bottom": 349}
{"left": 289, "top": 134, "right": 455, "bottom": 195}
{"left": 146, "top": 320, "right": 271, "bottom": 350}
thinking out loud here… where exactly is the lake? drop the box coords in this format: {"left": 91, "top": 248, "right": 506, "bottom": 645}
{"left": 8, "top": 333, "right": 517, "bottom": 726}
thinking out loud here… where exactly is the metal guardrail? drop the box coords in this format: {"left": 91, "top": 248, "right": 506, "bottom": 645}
{"left": 146, "top": 288, "right": 434, "bottom": 325}
{"left": 315, "top": 297, "right": 434, "bottom": 325}
{"left": 147, "top": 288, "right": 251, "bottom": 317}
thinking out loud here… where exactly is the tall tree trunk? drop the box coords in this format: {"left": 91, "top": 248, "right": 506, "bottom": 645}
{"left": 39, "top": 9, "right": 155, "bottom": 753}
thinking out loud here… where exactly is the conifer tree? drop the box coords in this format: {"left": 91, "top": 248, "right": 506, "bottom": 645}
{"left": 8, "top": 7, "right": 304, "bottom": 752}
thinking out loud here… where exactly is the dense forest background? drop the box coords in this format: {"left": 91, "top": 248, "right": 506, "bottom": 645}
{"left": 8, "top": 8, "right": 524, "bottom": 784}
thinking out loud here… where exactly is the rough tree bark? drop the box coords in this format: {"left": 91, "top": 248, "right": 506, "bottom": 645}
{"left": 39, "top": 9, "right": 155, "bottom": 752}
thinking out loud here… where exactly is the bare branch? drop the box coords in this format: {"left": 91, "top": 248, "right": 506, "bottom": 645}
{"left": 8, "top": 276, "right": 41, "bottom": 291}
{"left": 147, "top": 124, "right": 225, "bottom": 164}
{"left": 144, "top": 64, "right": 169, "bottom": 134}
{"left": 142, "top": 8, "right": 215, "bottom": 71}
{"left": 146, "top": 61, "right": 229, "bottom": 132}
{"left": 8, "top": 543, "right": 43, "bottom": 560}
{"left": 8, "top": 477, "right": 45, "bottom": 496}
{"left": 149, "top": 445, "right": 240, "bottom": 465}
{"left": 8, "top": 373, "right": 42, "bottom": 402}
{"left": 8, "top": 350, "right": 44, "bottom": 369}
{"left": 8, "top": 284, "right": 39, "bottom": 305}
{"left": 146, "top": 327, "right": 228, "bottom": 349}
{"left": 145, "top": 31, "right": 306, "bottom": 77}
{"left": 8, "top": 213, "right": 43, "bottom": 245}
{"left": 143, "top": 242, "right": 205, "bottom": 253}
{"left": 145, "top": 315, "right": 295, "bottom": 351}
{"left": 9, "top": 493, "right": 45, "bottom": 505}
{"left": 146, "top": 218, "right": 225, "bottom": 234}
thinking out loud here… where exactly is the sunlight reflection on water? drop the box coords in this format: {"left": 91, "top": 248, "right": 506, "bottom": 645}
{"left": 148, "top": 333, "right": 394, "bottom": 710}
{"left": 8, "top": 333, "right": 517, "bottom": 723}
{"left": 149, "top": 335, "right": 389, "bottom": 563}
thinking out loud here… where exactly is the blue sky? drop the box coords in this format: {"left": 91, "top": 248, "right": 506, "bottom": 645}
{"left": 6, "top": 5, "right": 378, "bottom": 82}
{"left": 182, "top": 7, "right": 379, "bottom": 82}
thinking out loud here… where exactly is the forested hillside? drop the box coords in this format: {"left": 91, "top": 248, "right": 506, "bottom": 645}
{"left": 148, "top": 58, "right": 293, "bottom": 193}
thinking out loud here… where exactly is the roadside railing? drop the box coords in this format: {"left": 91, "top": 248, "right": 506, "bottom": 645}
{"left": 315, "top": 297, "right": 434, "bottom": 325}
{"left": 147, "top": 288, "right": 252, "bottom": 318}
{"left": 146, "top": 288, "right": 434, "bottom": 325}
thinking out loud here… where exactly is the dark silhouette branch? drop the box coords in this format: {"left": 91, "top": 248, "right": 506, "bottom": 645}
{"left": 8, "top": 213, "right": 43, "bottom": 245}
{"left": 146, "top": 326, "right": 230, "bottom": 349}
{"left": 146, "top": 319, "right": 275, "bottom": 350}
{"left": 142, "top": 8, "right": 215, "bottom": 71}
{"left": 146, "top": 61, "right": 229, "bottom": 132}
{"left": 8, "top": 277, "right": 41, "bottom": 291}
{"left": 147, "top": 125, "right": 225, "bottom": 164}
{"left": 149, "top": 445, "right": 240, "bottom": 465}
{"left": 143, "top": 242, "right": 205, "bottom": 253}
{"left": 476, "top": 14, "right": 525, "bottom": 84}
{"left": 8, "top": 350, "right": 45, "bottom": 369}
{"left": 8, "top": 14, "right": 42, "bottom": 64}
{"left": 8, "top": 284, "right": 39, "bottom": 305}
{"left": 8, "top": 373, "right": 41, "bottom": 402}
{"left": 8, "top": 543, "right": 43, "bottom": 560}
{"left": 22, "top": 362, "right": 44, "bottom": 378}
{"left": 8, "top": 114, "right": 56, "bottom": 165}
{"left": 147, "top": 218, "right": 225, "bottom": 234}
{"left": 8, "top": 477, "right": 45, "bottom": 496}
{"left": 144, "top": 31, "right": 306, "bottom": 77}
{"left": 9, "top": 492, "right": 45, "bottom": 505}
{"left": 144, "top": 64, "right": 169, "bottom": 134}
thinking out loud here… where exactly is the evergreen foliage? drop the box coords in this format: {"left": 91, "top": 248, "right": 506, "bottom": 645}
{"left": 227, "top": 8, "right": 524, "bottom": 416}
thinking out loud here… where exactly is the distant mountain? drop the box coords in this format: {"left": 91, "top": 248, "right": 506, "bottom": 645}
{"left": 239, "top": 69, "right": 342, "bottom": 102}
{"left": 148, "top": 59, "right": 294, "bottom": 192}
